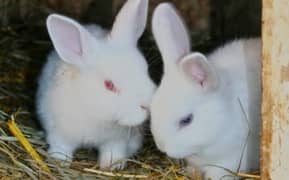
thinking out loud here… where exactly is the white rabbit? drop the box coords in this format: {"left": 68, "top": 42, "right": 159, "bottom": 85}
{"left": 36, "top": 0, "right": 156, "bottom": 170}
{"left": 150, "top": 3, "right": 261, "bottom": 180}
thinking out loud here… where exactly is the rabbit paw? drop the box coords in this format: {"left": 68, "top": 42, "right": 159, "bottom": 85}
{"left": 98, "top": 141, "right": 128, "bottom": 170}
{"left": 46, "top": 134, "right": 76, "bottom": 166}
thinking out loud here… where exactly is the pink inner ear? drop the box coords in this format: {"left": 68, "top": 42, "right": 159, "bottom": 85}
{"left": 64, "top": 27, "right": 83, "bottom": 55}
{"left": 53, "top": 19, "right": 83, "bottom": 56}
{"left": 190, "top": 63, "right": 206, "bottom": 86}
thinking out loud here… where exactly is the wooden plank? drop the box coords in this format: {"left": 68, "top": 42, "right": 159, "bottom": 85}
{"left": 261, "top": 0, "right": 289, "bottom": 179}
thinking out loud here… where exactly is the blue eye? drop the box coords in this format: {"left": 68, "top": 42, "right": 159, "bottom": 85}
{"left": 179, "top": 114, "right": 193, "bottom": 127}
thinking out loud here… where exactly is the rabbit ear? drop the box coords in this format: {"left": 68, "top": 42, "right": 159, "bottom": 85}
{"left": 47, "top": 14, "right": 96, "bottom": 66}
{"left": 152, "top": 3, "right": 190, "bottom": 65}
{"left": 110, "top": 0, "right": 148, "bottom": 45}
{"left": 180, "top": 53, "right": 218, "bottom": 90}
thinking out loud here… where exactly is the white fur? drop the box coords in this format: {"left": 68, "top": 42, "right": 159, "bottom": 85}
{"left": 36, "top": 0, "right": 156, "bottom": 170}
{"left": 151, "top": 3, "right": 261, "bottom": 179}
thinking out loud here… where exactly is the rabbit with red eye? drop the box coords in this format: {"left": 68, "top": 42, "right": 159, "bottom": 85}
{"left": 150, "top": 3, "right": 261, "bottom": 180}
{"left": 36, "top": 0, "right": 156, "bottom": 170}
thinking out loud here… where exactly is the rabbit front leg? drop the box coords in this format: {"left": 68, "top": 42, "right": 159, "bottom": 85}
{"left": 187, "top": 157, "right": 239, "bottom": 180}
{"left": 98, "top": 140, "right": 129, "bottom": 170}
{"left": 46, "top": 132, "right": 77, "bottom": 163}
{"left": 126, "top": 128, "right": 142, "bottom": 155}
{"left": 202, "top": 164, "right": 239, "bottom": 180}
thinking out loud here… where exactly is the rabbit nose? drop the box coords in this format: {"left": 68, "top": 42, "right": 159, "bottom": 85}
{"left": 140, "top": 105, "right": 149, "bottom": 112}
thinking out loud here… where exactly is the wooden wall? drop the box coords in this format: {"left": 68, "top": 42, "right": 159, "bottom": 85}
{"left": 262, "top": 0, "right": 289, "bottom": 179}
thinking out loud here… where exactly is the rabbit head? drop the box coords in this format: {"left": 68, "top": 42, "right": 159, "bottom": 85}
{"left": 150, "top": 3, "right": 238, "bottom": 158}
{"left": 46, "top": 0, "right": 155, "bottom": 127}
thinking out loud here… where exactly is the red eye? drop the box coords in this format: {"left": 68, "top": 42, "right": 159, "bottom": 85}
{"left": 104, "top": 80, "right": 119, "bottom": 93}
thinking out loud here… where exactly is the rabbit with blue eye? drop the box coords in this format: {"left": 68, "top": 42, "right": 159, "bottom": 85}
{"left": 150, "top": 3, "right": 261, "bottom": 180}
{"left": 36, "top": 0, "right": 156, "bottom": 170}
